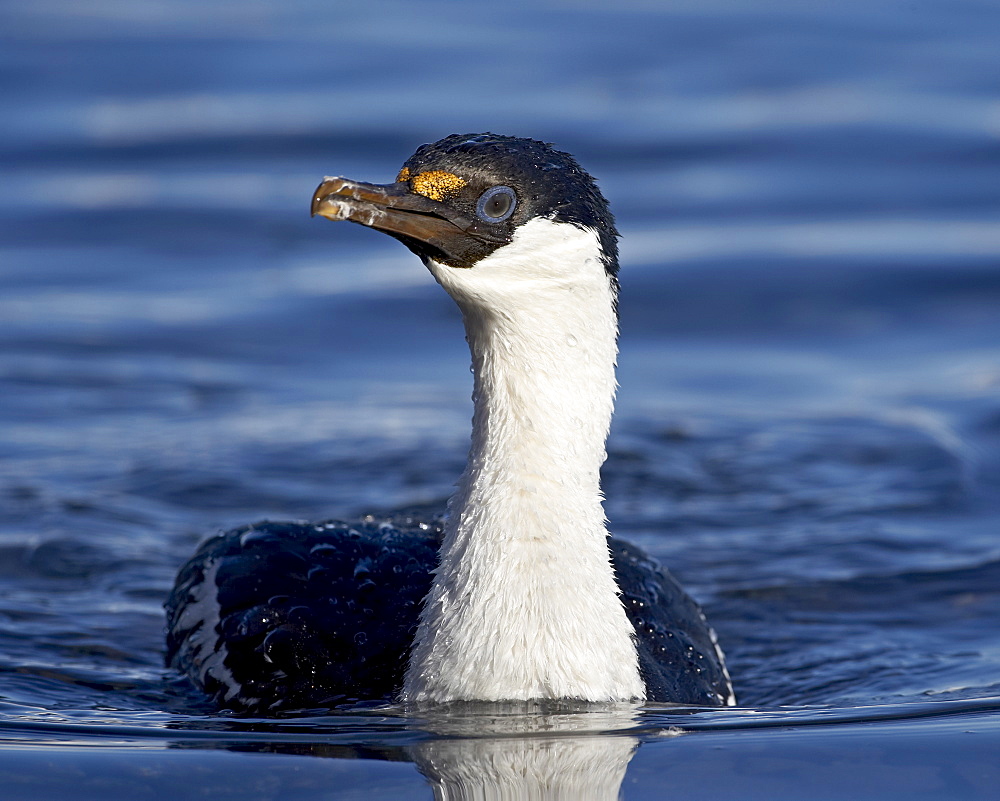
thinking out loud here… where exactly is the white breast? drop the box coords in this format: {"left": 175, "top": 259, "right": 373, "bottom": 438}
{"left": 404, "top": 219, "right": 644, "bottom": 704}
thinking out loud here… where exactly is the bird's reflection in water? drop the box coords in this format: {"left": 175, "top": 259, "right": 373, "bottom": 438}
{"left": 166, "top": 702, "right": 655, "bottom": 799}
{"left": 408, "top": 701, "right": 641, "bottom": 800}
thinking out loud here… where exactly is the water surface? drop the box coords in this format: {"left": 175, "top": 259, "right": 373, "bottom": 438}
{"left": 2, "top": 1, "right": 999, "bottom": 797}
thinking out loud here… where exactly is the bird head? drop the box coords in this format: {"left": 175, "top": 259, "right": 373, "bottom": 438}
{"left": 312, "top": 133, "right": 619, "bottom": 280}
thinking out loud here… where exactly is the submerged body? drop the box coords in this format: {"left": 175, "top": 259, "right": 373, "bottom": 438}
{"left": 166, "top": 133, "right": 735, "bottom": 710}
{"left": 166, "top": 517, "right": 732, "bottom": 711}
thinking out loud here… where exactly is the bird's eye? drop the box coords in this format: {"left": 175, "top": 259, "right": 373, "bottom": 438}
{"left": 475, "top": 186, "right": 517, "bottom": 222}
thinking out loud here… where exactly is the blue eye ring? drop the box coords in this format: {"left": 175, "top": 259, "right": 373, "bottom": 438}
{"left": 475, "top": 185, "right": 517, "bottom": 223}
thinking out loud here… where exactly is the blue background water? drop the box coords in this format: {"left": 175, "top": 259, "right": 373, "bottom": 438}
{"left": 2, "top": 0, "right": 1000, "bottom": 797}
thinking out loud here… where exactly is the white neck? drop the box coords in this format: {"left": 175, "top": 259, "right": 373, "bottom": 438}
{"left": 403, "top": 219, "right": 644, "bottom": 704}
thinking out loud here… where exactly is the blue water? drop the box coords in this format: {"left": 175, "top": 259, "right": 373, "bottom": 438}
{"left": 2, "top": 0, "right": 1000, "bottom": 797}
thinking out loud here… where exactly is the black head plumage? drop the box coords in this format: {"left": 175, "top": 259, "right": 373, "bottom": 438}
{"left": 400, "top": 133, "right": 620, "bottom": 279}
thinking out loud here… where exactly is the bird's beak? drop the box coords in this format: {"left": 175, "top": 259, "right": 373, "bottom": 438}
{"left": 311, "top": 177, "right": 502, "bottom": 267}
